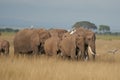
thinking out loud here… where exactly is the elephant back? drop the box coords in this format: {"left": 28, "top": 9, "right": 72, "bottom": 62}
{"left": 48, "top": 29, "right": 67, "bottom": 39}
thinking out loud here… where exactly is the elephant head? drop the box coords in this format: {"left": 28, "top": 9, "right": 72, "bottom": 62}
{"left": 71, "top": 27, "right": 96, "bottom": 60}
{"left": 85, "top": 29, "right": 96, "bottom": 60}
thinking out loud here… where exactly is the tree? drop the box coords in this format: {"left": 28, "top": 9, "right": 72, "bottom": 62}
{"left": 99, "top": 25, "right": 110, "bottom": 33}
{"left": 0, "top": 28, "right": 19, "bottom": 32}
{"left": 72, "top": 21, "right": 97, "bottom": 30}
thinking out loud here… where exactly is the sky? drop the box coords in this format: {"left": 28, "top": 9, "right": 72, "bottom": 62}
{"left": 0, "top": 0, "right": 120, "bottom": 32}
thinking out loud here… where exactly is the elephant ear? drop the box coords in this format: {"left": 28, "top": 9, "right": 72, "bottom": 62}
{"left": 39, "top": 31, "right": 51, "bottom": 43}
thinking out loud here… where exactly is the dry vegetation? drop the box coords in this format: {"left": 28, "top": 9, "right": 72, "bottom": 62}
{"left": 0, "top": 32, "right": 120, "bottom": 80}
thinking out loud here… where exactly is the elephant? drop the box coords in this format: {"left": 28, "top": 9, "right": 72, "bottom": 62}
{"left": 44, "top": 36, "right": 61, "bottom": 56}
{"left": 14, "top": 28, "right": 51, "bottom": 55}
{"left": 48, "top": 28, "right": 68, "bottom": 39}
{"left": 72, "top": 27, "right": 96, "bottom": 60}
{"left": 84, "top": 29, "right": 96, "bottom": 60}
{"left": 14, "top": 29, "right": 35, "bottom": 55}
{"left": 59, "top": 32, "right": 77, "bottom": 60}
{"left": 74, "top": 32, "right": 85, "bottom": 60}
{"left": 64, "top": 30, "right": 86, "bottom": 60}
{"left": 0, "top": 39, "right": 10, "bottom": 55}
{"left": 30, "top": 29, "right": 51, "bottom": 54}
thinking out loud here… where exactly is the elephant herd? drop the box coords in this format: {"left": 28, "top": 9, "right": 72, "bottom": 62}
{"left": 0, "top": 27, "right": 96, "bottom": 61}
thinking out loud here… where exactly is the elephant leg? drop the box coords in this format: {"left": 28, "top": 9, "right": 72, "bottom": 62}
{"left": 33, "top": 46, "right": 39, "bottom": 55}
{"left": 71, "top": 50, "right": 76, "bottom": 60}
{"left": 0, "top": 51, "right": 1, "bottom": 56}
{"left": 71, "top": 55, "right": 76, "bottom": 60}
{"left": 53, "top": 48, "right": 58, "bottom": 56}
{"left": 61, "top": 52, "right": 67, "bottom": 60}
{"left": 84, "top": 46, "right": 89, "bottom": 60}
{"left": 77, "top": 48, "right": 85, "bottom": 61}
{"left": 77, "top": 50, "right": 81, "bottom": 60}
{"left": 80, "top": 52, "right": 85, "bottom": 60}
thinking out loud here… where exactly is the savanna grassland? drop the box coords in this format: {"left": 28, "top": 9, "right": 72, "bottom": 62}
{"left": 0, "top": 32, "right": 120, "bottom": 80}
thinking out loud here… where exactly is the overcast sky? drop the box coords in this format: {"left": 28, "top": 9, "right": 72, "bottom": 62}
{"left": 0, "top": 0, "right": 120, "bottom": 32}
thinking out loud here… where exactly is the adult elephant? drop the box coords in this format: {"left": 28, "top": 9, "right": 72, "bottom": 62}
{"left": 59, "top": 32, "right": 77, "bottom": 60}
{"left": 73, "top": 27, "right": 96, "bottom": 60}
{"left": 44, "top": 36, "right": 60, "bottom": 56}
{"left": 63, "top": 31, "right": 85, "bottom": 60}
{"left": 48, "top": 28, "right": 68, "bottom": 39}
{"left": 73, "top": 32, "right": 85, "bottom": 60}
{"left": 30, "top": 29, "right": 51, "bottom": 54}
{"left": 59, "top": 31, "right": 85, "bottom": 60}
{"left": 0, "top": 39, "right": 10, "bottom": 55}
{"left": 14, "top": 28, "right": 51, "bottom": 55}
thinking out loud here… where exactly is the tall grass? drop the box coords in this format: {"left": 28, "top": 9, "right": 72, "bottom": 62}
{"left": 0, "top": 32, "right": 120, "bottom": 80}
{"left": 0, "top": 55, "right": 120, "bottom": 80}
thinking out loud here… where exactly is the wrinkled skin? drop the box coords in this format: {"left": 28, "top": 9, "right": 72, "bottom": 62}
{"left": 74, "top": 27, "right": 96, "bottom": 60}
{"left": 74, "top": 32, "right": 85, "bottom": 60}
{"left": 48, "top": 28, "right": 68, "bottom": 39}
{"left": 67, "top": 30, "right": 85, "bottom": 60}
{"left": 84, "top": 29, "right": 96, "bottom": 60}
{"left": 44, "top": 36, "right": 60, "bottom": 56}
{"left": 30, "top": 29, "right": 51, "bottom": 54}
{"left": 0, "top": 39, "right": 10, "bottom": 55}
{"left": 14, "top": 28, "right": 51, "bottom": 55}
{"left": 60, "top": 32, "right": 77, "bottom": 60}
{"left": 59, "top": 31, "right": 85, "bottom": 60}
{"left": 14, "top": 29, "right": 34, "bottom": 55}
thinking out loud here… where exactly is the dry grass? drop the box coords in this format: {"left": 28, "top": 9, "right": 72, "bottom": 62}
{"left": 0, "top": 32, "right": 120, "bottom": 80}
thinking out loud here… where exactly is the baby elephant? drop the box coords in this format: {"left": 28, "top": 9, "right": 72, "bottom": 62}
{"left": 0, "top": 39, "right": 10, "bottom": 55}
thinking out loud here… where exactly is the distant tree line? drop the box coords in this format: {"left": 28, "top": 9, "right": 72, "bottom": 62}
{"left": 0, "top": 28, "right": 19, "bottom": 32}
{"left": 0, "top": 21, "right": 120, "bottom": 35}
{"left": 72, "top": 21, "right": 120, "bottom": 35}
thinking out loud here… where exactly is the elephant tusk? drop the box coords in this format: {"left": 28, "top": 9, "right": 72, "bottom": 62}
{"left": 88, "top": 46, "right": 95, "bottom": 55}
